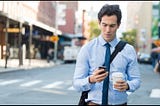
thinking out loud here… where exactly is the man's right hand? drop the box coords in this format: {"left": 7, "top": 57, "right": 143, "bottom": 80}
{"left": 89, "top": 68, "right": 108, "bottom": 83}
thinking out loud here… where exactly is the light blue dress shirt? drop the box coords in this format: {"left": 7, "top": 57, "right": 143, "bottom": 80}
{"left": 73, "top": 35, "right": 141, "bottom": 105}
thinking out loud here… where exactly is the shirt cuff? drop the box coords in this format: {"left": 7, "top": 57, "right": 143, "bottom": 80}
{"left": 83, "top": 76, "right": 95, "bottom": 91}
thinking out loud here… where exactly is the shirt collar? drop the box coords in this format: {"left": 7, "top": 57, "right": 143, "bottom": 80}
{"left": 98, "top": 35, "right": 120, "bottom": 48}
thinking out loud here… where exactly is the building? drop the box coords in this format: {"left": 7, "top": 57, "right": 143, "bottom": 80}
{"left": 0, "top": 1, "right": 78, "bottom": 64}
{"left": 58, "top": 1, "right": 78, "bottom": 34}
{"left": 126, "top": 2, "right": 152, "bottom": 54}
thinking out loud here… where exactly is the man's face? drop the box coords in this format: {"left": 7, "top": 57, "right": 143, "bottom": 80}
{"left": 99, "top": 15, "right": 120, "bottom": 42}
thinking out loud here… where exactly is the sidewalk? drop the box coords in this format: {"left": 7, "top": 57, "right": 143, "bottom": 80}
{"left": 0, "top": 59, "right": 63, "bottom": 73}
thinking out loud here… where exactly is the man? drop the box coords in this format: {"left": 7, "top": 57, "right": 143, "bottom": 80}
{"left": 73, "top": 4, "right": 141, "bottom": 105}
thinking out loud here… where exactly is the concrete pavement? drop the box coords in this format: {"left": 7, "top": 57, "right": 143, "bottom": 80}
{"left": 0, "top": 59, "right": 63, "bottom": 73}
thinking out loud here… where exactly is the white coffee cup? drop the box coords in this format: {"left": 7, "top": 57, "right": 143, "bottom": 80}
{"left": 112, "top": 72, "right": 123, "bottom": 90}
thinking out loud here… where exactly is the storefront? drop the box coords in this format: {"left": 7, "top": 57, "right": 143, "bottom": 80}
{"left": 0, "top": 12, "right": 62, "bottom": 61}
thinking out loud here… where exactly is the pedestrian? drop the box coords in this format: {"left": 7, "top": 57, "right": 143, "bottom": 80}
{"left": 150, "top": 42, "right": 159, "bottom": 68}
{"left": 47, "top": 47, "right": 54, "bottom": 63}
{"left": 5, "top": 43, "right": 10, "bottom": 68}
{"left": 73, "top": 4, "right": 141, "bottom": 105}
{"left": 153, "top": 54, "right": 160, "bottom": 74}
{"left": 151, "top": 46, "right": 160, "bottom": 73}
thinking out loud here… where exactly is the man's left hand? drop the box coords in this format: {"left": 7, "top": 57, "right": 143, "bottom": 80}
{"left": 113, "top": 80, "right": 129, "bottom": 92}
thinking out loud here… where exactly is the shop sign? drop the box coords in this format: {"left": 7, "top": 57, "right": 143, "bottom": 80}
{"left": 3, "top": 28, "right": 20, "bottom": 33}
{"left": 50, "top": 36, "right": 59, "bottom": 42}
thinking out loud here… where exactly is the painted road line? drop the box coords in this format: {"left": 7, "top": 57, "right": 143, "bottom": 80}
{"left": 0, "top": 79, "right": 22, "bottom": 85}
{"left": 20, "top": 80, "right": 42, "bottom": 87}
{"left": 42, "top": 81, "right": 64, "bottom": 89}
{"left": 150, "top": 88, "right": 160, "bottom": 98}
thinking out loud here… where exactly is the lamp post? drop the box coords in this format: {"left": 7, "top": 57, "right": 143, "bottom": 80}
{"left": 4, "top": 16, "right": 9, "bottom": 68}
{"left": 54, "top": 1, "right": 58, "bottom": 62}
{"left": 29, "top": 23, "right": 32, "bottom": 66}
{"left": 52, "top": 1, "right": 66, "bottom": 62}
{"left": 18, "top": 21, "right": 23, "bottom": 66}
{"left": 82, "top": 9, "right": 86, "bottom": 37}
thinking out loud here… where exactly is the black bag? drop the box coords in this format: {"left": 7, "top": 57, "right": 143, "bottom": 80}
{"left": 78, "top": 90, "right": 90, "bottom": 105}
{"left": 157, "top": 62, "right": 160, "bottom": 72}
{"left": 78, "top": 41, "right": 127, "bottom": 105}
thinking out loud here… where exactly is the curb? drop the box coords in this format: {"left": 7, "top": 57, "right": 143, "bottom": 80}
{"left": 0, "top": 60, "right": 64, "bottom": 74}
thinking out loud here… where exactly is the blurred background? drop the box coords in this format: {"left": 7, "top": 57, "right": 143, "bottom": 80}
{"left": 0, "top": 1, "right": 160, "bottom": 105}
{"left": 0, "top": 1, "right": 159, "bottom": 64}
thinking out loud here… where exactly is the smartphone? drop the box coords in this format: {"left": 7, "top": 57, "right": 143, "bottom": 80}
{"left": 98, "top": 66, "right": 106, "bottom": 75}
{"left": 98, "top": 66, "right": 106, "bottom": 69}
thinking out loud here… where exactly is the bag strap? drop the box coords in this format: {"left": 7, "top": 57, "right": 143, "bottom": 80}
{"left": 110, "top": 40, "right": 127, "bottom": 63}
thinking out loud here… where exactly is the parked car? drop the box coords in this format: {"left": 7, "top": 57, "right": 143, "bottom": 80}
{"left": 137, "top": 52, "right": 152, "bottom": 64}
{"left": 62, "top": 33, "right": 86, "bottom": 63}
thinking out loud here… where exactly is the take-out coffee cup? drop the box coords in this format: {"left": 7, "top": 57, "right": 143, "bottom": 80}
{"left": 112, "top": 72, "right": 123, "bottom": 90}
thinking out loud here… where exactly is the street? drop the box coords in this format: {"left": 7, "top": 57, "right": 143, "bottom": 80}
{"left": 128, "top": 63, "right": 160, "bottom": 105}
{"left": 0, "top": 63, "right": 160, "bottom": 105}
{"left": 0, "top": 64, "right": 80, "bottom": 104}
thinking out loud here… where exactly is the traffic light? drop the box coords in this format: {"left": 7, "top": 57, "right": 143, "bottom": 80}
{"left": 57, "top": 4, "right": 66, "bottom": 25}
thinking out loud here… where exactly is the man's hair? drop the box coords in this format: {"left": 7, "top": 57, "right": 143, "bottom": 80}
{"left": 98, "top": 4, "right": 122, "bottom": 25}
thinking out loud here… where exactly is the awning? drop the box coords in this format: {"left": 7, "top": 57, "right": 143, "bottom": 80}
{"left": 60, "top": 33, "right": 86, "bottom": 40}
{"left": 23, "top": 17, "right": 62, "bottom": 35}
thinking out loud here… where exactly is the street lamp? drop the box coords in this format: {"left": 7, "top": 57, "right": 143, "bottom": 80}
{"left": 53, "top": 1, "right": 58, "bottom": 62}
{"left": 52, "top": 1, "right": 66, "bottom": 62}
{"left": 4, "top": 15, "right": 9, "bottom": 68}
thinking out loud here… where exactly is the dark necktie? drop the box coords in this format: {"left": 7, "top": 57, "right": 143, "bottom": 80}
{"left": 102, "top": 43, "right": 111, "bottom": 105}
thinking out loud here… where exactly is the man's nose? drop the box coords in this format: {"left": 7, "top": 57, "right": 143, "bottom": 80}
{"left": 106, "top": 26, "right": 111, "bottom": 32}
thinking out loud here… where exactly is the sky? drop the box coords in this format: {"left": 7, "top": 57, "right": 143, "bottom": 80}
{"left": 78, "top": 1, "right": 128, "bottom": 38}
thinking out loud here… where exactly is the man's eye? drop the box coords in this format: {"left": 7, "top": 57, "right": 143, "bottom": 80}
{"left": 110, "top": 25, "right": 115, "bottom": 27}
{"left": 102, "top": 24, "right": 107, "bottom": 27}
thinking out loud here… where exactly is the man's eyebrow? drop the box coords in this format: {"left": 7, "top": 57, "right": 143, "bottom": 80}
{"left": 101, "top": 23, "right": 116, "bottom": 25}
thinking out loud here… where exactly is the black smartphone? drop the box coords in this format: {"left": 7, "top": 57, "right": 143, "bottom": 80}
{"left": 98, "top": 66, "right": 106, "bottom": 69}
{"left": 98, "top": 66, "right": 106, "bottom": 75}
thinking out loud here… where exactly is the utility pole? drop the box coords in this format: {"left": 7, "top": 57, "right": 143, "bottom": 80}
{"left": 82, "top": 10, "right": 86, "bottom": 37}
{"left": 19, "top": 21, "right": 23, "bottom": 66}
{"left": 52, "top": 1, "right": 66, "bottom": 62}
{"left": 54, "top": 1, "right": 58, "bottom": 62}
{"left": 29, "top": 24, "right": 32, "bottom": 66}
{"left": 18, "top": 2, "right": 23, "bottom": 66}
{"left": 4, "top": 16, "right": 9, "bottom": 68}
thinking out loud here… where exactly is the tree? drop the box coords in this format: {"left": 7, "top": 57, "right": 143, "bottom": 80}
{"left": 152, "top": 18, "right": 159, "bottom": 38}
{"left": 120, "top": 29, "right": 137, "bottom": 49}
{"left": 88, "top": 20, "right": 101, "bottom": 40}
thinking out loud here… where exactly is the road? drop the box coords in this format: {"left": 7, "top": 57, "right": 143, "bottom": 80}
{"left": 0, "top": 64, "right": 79, "bottom": 104}
{"left": 128, "top": 63, "right": 160, "bottom": 105}
{"left": 0, "top": 63, "right": 160, "bottom": 105}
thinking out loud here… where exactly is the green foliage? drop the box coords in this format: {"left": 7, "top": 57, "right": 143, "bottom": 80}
{"left": 89, "top": 20, "right": 101, "bottom": 40}
{"left": 152, "top": 18, "right": 158, "bottom": 38}
{"left": 120, "top": 29, "right": 137, "bottom": 48}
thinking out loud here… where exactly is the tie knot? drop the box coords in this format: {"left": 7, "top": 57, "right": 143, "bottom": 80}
{"left": 105, "top": 43, "right": 110, "bottom": 48}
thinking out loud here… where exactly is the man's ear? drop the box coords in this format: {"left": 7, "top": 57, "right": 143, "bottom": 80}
{"left": 117, "top": 22, "right": 121, "bottom": 28}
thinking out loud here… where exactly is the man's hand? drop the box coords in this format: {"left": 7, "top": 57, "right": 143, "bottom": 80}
{"left": 113, "top": 80, "right": 129, "bottom": 91}
{"left": 89, "top": 68, "right": 108, "bottom": 83}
